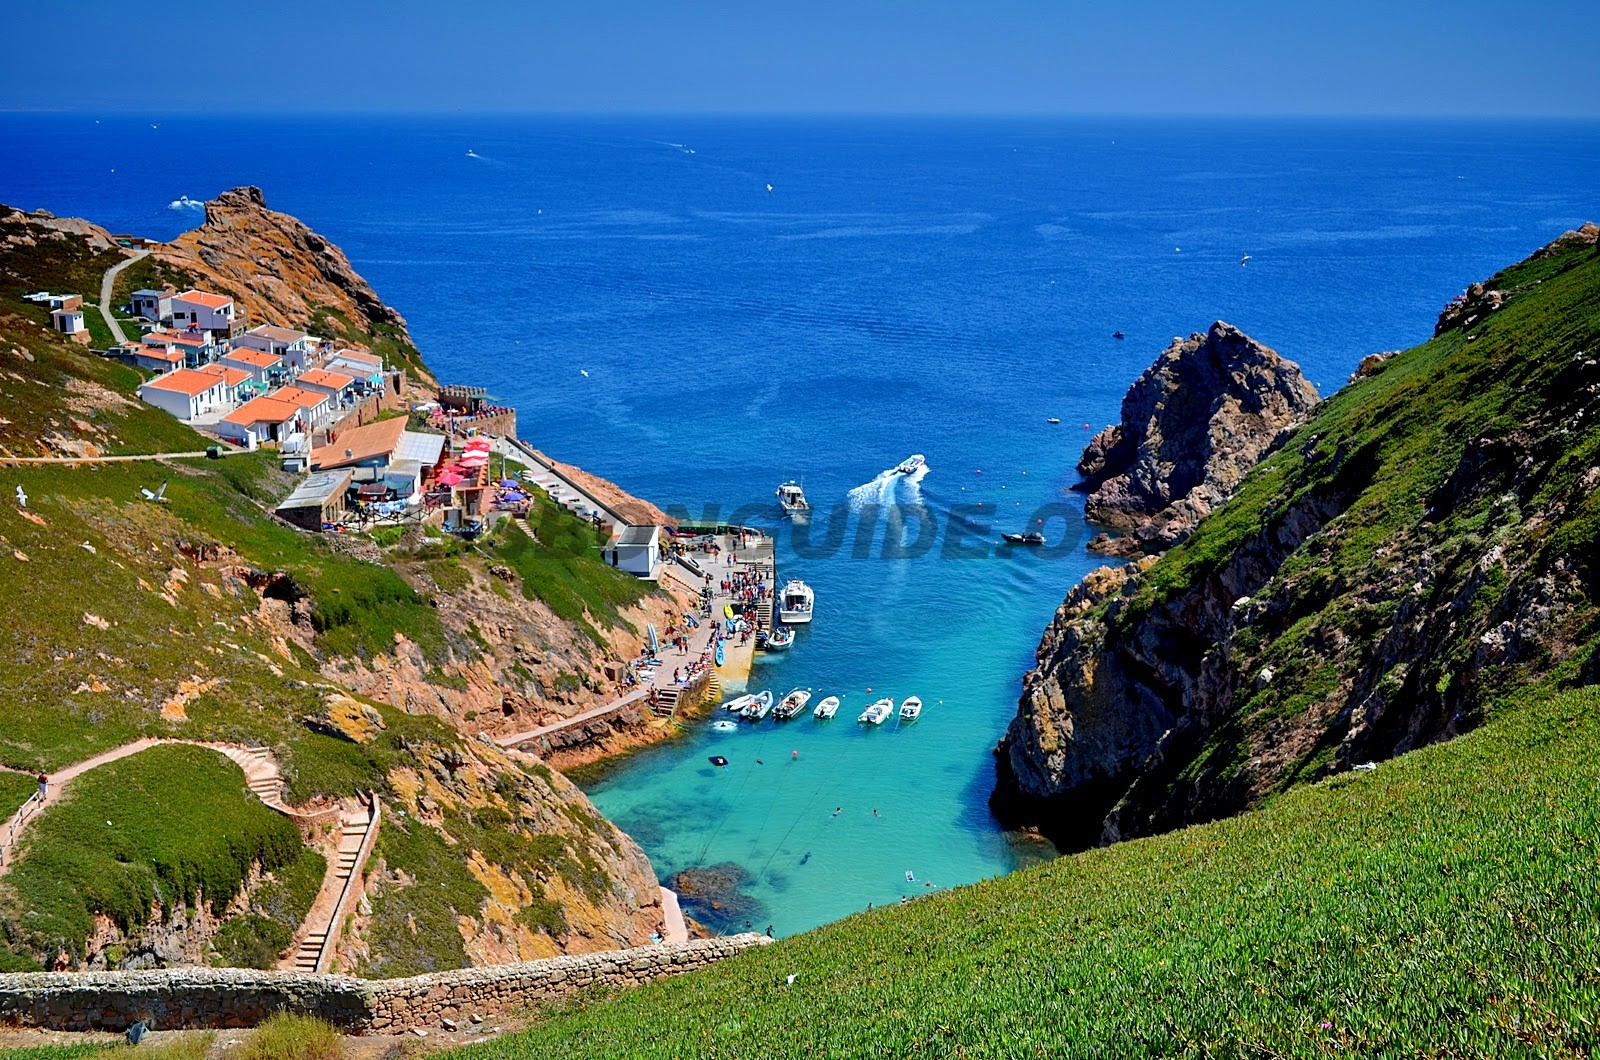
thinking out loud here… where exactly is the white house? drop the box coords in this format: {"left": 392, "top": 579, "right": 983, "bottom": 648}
{"left": 218, "top": 394, "right": 305, "bottom": 447}
{"left": 233, "top": 325, "right": 313, "bottom": 369}
{"left": 196, "top": 362, "right": 252, "bottom": 404}
{"left": 326, "top": 349, "right": 384, "bottom": 387}
{"left": 130, "top": 288, "right": 174, "bottom": 322}
{"left": 170, "top": 290, "right": 236, "bottom": 339}
{"left": 292, "top": 368, "right": 357, "bottom": 405}
{"left": 270, "top": 385, "right": 333, "bottom": 430}
{"left": 138, "top": 329, "right": 213, "bottom": 370}
{"left": 138, "top": 368, "right": 230, "bottom": 421}
{"left": 603, "top": 524, "right": 663, "bottom": 579}
{"left": 51, "top": 306, "right": 88, "bottom": 342}
{"left": 219, "top": 346, "right": 283, "bottom": 385}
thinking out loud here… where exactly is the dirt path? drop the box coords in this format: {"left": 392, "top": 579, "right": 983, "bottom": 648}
{"left": 98, "top": 249, "right": 149, "bottom": 346}
{"left": 0, "top": 450, "right": 218, "bottom": 465}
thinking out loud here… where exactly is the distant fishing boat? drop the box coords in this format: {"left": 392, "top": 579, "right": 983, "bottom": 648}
{"left": 812, "top": 695, "right": 840, "bottom": 719}
{"left": 894, "top": 453, "right": 926, "bottom": 475}
{"left": 898, "top": 696, "right": 923, "bottom": 721}
{"left": 1046, "top": 417, "right": 1061, "bottom": 424}
{"left": 1112, "top": 331, "right": 1125, "bottom": 340}
{"left": 776, "top": 480, "right": 810, "bottom": 516}
{"left": 1002, "top": 532, "right": 1046, "bottom": 545}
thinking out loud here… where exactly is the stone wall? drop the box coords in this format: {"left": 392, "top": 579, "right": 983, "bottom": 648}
{"left": 0, "top": 935, "right": 768, "bottom": 1033}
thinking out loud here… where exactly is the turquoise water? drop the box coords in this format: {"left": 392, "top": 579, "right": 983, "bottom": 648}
{"left": 5, "top": 114, "right": 1597, "bottom": 936}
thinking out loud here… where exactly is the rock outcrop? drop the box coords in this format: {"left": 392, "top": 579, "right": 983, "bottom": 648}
{"left": 996, "top": 231, "right": 1600, "bottom": 852}
{"left": 155, "top": 186, "right": 433, "bottom": 385}
{"left": 1077, "top": 322, "right": 1319, "bottom": 556}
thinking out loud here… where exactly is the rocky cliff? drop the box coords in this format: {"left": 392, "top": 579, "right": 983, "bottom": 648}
{"left": 1077, "top": 322, "right": 1319, "bottom": 557}
{"left": 996, "top": 229, "right": 1600, "bottom": 851}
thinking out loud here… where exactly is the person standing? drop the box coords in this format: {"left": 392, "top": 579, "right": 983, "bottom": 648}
{"left": 36, "top": 773, "right": 47, "bottom": 801}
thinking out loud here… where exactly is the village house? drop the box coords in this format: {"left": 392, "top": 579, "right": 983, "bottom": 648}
{"left": 137, "top": 367, "right": 231, "bottom": 421}
{"left": 326, "top": 349, "right": 385, "bottom": 387}
{"left": 130, "top": 287, "right": 174, "bottom": 322}
{"left": 218, "top": 346, "right": 283, "bottom": 385}
{"left": 217, "top": 394, "right": 306, "bottom": 447}
{"left": 270, "top": 384, "right": 333, "bottom": 431}
{"left": 291, "top": 367, "right": 358, "bottom": 406}
{"left": 274, "top": 469, "right": 355, "bottom": 532}
{"left": 50, "top": 298, "right": 88, "bottom": 343}
{"left": 309, "top": 417, "right": 446, "bottom": 503}
{"left": 233, "top": 325, "right": 313, "bottom": 369}
{"left": 602, "top": 524, "right": 664, "bottom": 579}
{"left": 196, "top": 362, "right": 252, "bottom": 404}
{"left": 169, "top": 290, "right": 238, "bottom": 340}
{"left": 139, "top": 328, "right": 214, "bottom": 369}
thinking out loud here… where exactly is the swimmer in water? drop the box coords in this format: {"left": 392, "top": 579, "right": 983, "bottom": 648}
{"left": 833, "top": 807, "right": 842, "bottom": 816}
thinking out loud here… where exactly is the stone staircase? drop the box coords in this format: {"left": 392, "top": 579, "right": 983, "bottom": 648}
{"left": 286, "top": 797, "right": 379, "bottom": 974}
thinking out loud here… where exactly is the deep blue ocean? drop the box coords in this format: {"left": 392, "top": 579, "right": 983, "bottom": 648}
{"left": 5, "top": 115, "right": 1597, "bottom": 935}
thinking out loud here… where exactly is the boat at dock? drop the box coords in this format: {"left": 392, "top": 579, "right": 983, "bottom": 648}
{"left": 723, "top": 693, "right": 756, "bottom": 713}
{"left": 779, "top": 579, "right": 815, "bottom": 624}
{"left": 741, "top": 690, "right": 774, "bottom": 720}
{"left": 894, "top": 453, "right": 925, "bottom": 475}
{"left": 760, "top": 626, "right": 796, "bottom": 651}
{"left": 1002, "top": 532, "right": 1046, "bottom": 545}
{"left": 858, "top": 698, "right": 894, "bottom": 725}
{"left": 898, "top": 696, "right": 923, "bottom": 721}
{"left": 774, "top": 688, "right": 811, "bottom": 719}
{"left": 812, "top": 695, "right": 840, "bottom": 719}
{"left": 776, "top": 480, "right": 811, "bottom": 516}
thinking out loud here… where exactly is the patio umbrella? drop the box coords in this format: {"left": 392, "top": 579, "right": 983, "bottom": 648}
{"left": 499, "top": 478, "right": 520, "bottom": 488}
{"left": 464, "top": 439, "right": 492, "bottom": 451}
{"left": 459, "top": 455, "right": 489, "bottom": 468}
{"left": 436, "top": 471, "right": 465, "bottom": 487}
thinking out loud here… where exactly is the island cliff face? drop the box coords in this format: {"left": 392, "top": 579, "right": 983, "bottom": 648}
{"left": 1078, "top": 322, "right": 1319, "bottom": 557}
{"left": 996, "top": 229, "right": 1600, "bottom": 851}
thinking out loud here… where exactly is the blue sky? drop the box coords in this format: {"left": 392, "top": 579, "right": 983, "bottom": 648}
{"left": 6, "top": 0, "right": 1598, "bottom": 116}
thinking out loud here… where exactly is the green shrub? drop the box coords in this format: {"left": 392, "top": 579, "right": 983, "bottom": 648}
{"left": 237, "top": 1012, "right": 345, "bottom": 1060}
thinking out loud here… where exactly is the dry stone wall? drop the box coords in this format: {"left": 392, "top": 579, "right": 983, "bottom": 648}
{"left": 0, "top": 935, "right": 768, "bottom": 1032}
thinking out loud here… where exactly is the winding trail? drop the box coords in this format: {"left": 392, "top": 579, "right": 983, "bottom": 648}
{"left": 0, "top": 451, "right": 218, "bottom": 465}
{"left": 98, "top": 249, "right": 149, "bottom": 346}
{"left": 0, "top": 738, "right": 377, "bottom": 973}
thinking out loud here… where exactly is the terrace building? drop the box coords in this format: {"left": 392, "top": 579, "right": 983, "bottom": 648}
{"left": 138, "top": 368, "right": 231, "bottom": 421}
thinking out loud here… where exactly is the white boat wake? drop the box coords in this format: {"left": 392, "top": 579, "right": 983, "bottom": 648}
{"left": 846, "top": 461, "right": 931, "bottom": 510}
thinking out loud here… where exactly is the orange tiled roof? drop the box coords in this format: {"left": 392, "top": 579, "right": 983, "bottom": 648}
{"left": 272, "top": 385, "right": 329, "bottom": 411}
{"left": 309, "top": 416, "right": 407, "bottom": 470}
{"left": 175, "top": 290, "right": 233, "bottom": 309}
{"left": 223, "top": 395, "right": 303, "bottom": 426}
{"left": 145, "top": 330, "right": 208, "bottom": 348}
{"left": 142, "top": 368, "right": 223, "bottom": 397}
{"left": 222, "top": 348, "right": 281, "bottom": 369}
{"left": 297, "top": 369, "right": 355, "bottom": 390}
{"left": 197, "top": 363, "right": 252, "bottom": 386}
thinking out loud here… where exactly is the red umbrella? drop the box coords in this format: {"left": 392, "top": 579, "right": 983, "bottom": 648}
{"left": 464, "top": 439, "right": 492, "bottom": 451}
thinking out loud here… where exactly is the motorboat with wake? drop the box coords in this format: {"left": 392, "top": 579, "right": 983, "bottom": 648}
{"left": 858, "top": 698, "right": 894, "bottom": 725}
{"left": 741, "top": 690, "right": 774, "bottom": 720}
{"left": 774, "top": 688, "right": 811, "bottom": 719}
{"left": 776, "top": 480, "right": 811, "bottom": 516}
{"left": 779, "top": 579, "right": 815, "bottom": 624}
{"left": 812, "top": 695, "right": 840, "bottom": 719}
{"left": 894, "top": 453, "right": 925, "bottom": 475}
{"left": 1002, "top": 532, "right": 1046, "bottom": 545}
{"left": 898, "top": 696, "right": 923, "bottom": 721}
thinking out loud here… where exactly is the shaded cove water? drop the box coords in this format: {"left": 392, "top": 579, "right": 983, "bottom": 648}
{"left": 5, "top": 116, "right": 1598, "bottom": 934}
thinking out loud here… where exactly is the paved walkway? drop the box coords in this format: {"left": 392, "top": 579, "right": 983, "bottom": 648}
{"left": 0, "top": 450, "right": 217, "bottom": 465}
{"left": 659, "top": 886, "right": 688, "bottom": 943}
{"left": 499, "top": 688, "right": 651, "bottom": 748}
{"left": 98, "top": 250, "right": 149, "bottom": 346}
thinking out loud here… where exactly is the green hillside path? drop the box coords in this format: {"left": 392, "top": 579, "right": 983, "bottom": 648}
{"left": 99, "top": 249, "right": 149, "bottom": 346}
{"left": 0, "top": 737, "right": 380, "bottom": 973}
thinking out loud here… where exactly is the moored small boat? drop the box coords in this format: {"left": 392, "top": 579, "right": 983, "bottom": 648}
{"left": 774, "top": 688, "right": 811, "bottom": 719}
{"left": 762, "top": 626, "right": 795, "bottom": 651}
{"left": 741, "top": 690, "right": 774, "bottom": 720}
{"left": 723, "top": 693, "right": 756, "bottom": 714}
{"left": 899, "top": 696, "right": 923, "bottom": 721}
{"left": 812, "top": 695, "right": 840, "bottom": 719}
{"left": 779, "top": 580, "right": 814, "bottom": 625}
{"left": 858, "top": 698, "right": 894, "bottom": 725}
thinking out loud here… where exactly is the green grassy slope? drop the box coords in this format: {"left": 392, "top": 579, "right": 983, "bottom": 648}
{"left": 460, "top": 685, "right": 1600, "bottom": 1058}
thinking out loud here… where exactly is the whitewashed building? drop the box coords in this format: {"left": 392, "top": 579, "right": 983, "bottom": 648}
{"left": 138, "top": 368, "right": 230, "bottom": 421}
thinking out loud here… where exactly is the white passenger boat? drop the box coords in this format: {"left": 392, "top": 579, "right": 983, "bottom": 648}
{"left": 898, "top": 696, "right": 923, "bottom": 721}
{"left": 723, "top": 693, "right": 756, "bottom": 714}
{"left": 774, "top": 688, "right": 811, "bottom": 719}
{"left": 776, "top": 480, "right": 811, "bottom": 515}
{"left": 894, "top": 454, "right": 925, "bottom": 475}
{"left": 741, "top": 690, "right": 774, "bottom": 720}
{"left": 812, "top": 695, "right": 840, "bottom": 719}
{"left": 779, "top": 579, "right": 815, "bottom": 624}
{"left": 858, "top": 698, "right": 894, "bottom": 725}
